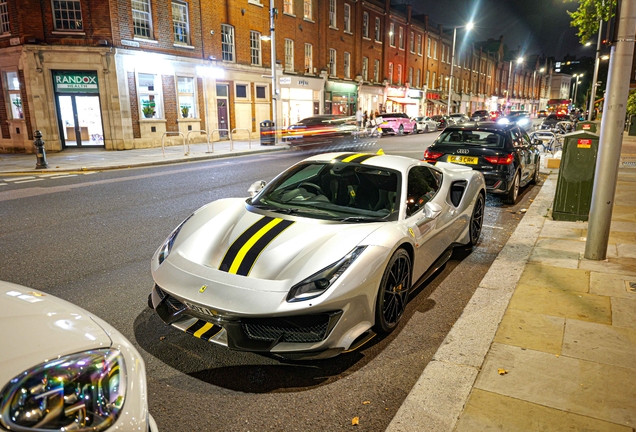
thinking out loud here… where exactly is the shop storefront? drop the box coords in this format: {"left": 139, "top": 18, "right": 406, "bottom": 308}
{"left": 405, "top": 89, "right": 424, "bottom": 118}
{"left": 358, "top": 84, "right": 383, "bottom": 116}
{"left": 425, "top": 91, "right": 446, "bottom": 116}
{"left": 52, "top": 71, "right": 105, "bottom": 148}
{"left": 279, "top": 76, "right": 323, "bottom": 127}
{"left": 325, "top": 81, "right": 357, "bottom": 116}
{"left": 384, "top": 86, "right": 412, "bottom": 114}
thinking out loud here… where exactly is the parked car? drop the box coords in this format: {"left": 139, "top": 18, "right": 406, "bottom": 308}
{"left": 413, "top": 116, "right": 439, "bottom": 133}
{"left": 489, "top": 111, "right": 502, "bottom": 121}
{"left": 497, "top": 110, "right": 532, "bottom": 131}
{"left": 537, "top": 110, "right": 548, "bottom": 118}
{"left": 423, "top": 122, "right": 540, "bottom": 204}
{"left": 0, "top": 280, "right": 158, "bottom": 432}
{"left": 149, "top": 151, "right": 486, "bottom": 359}
{"left": 430, "top": 115, "right": 450, "bottom": 130}
{"left": 449, "top": 113, "right": 470, "bottom": 124}
{"left": 377, "top": 112, "right": 417, "bottom": 135}
{"left": 470, "top": 110, "right": 491, "bottom": 122}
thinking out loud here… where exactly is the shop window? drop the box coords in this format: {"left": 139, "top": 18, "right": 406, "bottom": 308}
{"left": 373, "top": 59, "right": 379, "bottom": 83}
{"left": 304, "top": 43, "right": 313, "bottom": 73}
{"left": 250, "top": 31, "right": 262, "bottom": 66}
{"left": 329, "top": 0, "right": 336, "bottom": 28}
{"left": 221, "top": 24, "right": 235, "bottom": 62}
{"left": 285, "top": 39, "right": 294, "bottom": 71}
{"left": 132, "top": 0, "right": 152, "bottom": 38}
{"left": 362, "top": 12, "right": 369, "bottom": 38}
{"left": 0, "top": 0, "right": 10, "bottom": 35}
{"left": 329, "top": 49, "right": 337, "bottom": 76}
{"left": 235, "top": 84, "right": 248, "bottom": 99}
{"left": 398, "top": 27, "right": 404, "bottom": 50}
{"left": 374, "top": 18, "right": 381, "bottom": 42}
{"left": 255, "top": 86, "right": 267, "bottom": 99}
{"left": 172, "top": 1, "right": 189, "bottom": 45}
{"left": 52, "top": 0, "right": 83, "bottom": 31}
{"left": 138, "top": 73, "right": 162, "bottom": 119}
{"left": 177, "top": 77, "right": 195, "bottom": 118}
{"left": 283, "top": 0, "right": 293, "bottom": 15}
{"left": 389, "top": 23, "right": 395, "bottom": 47}
{"left": 344, "top": 52, "right": 351, "bottom": 79}
{"left": 362, "top": 57, "right": 368, "bottom": 81}
{"left": 304, "top": 0, "right": 312, "bottom": 19}
{"left": 5, "top": 71, "right": 22, "bottom": 119}
{"left": 344, "top": 4, "right": 351, "bottom": 33}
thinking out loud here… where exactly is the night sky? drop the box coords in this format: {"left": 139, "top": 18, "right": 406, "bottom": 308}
{"left": 412, "top": 0, "right": 588, "bottom": 59}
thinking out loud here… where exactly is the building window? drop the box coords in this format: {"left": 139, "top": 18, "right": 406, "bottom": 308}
{"left": 417, "top": 34, "right": 422, "bottom": 55}
{"left": 344, "top": 52, "right": 351, "bottom": 79}
{"left": 426, "top": 70, "right": 429, "bottom": 87}
{"left": 132, "top": 0, "right": 152, "bottom": 38}
{"left": 409, "top": 31, "right": 414, "bottom": 53}
{"left": 427, "top": 38, "right": 431, "bottom": 57}
{"left": 388, "top": 62, "right": 393, "bottom": 84}
{"left": 389, "top": 23, "right": 395, "bottom": 47}
{"left": 0, "top": 0, "right": 10, "bottom": 35}
{"left": 416, "top": 69, "right": 421, "bottom": 88}
{"left": 52, "top": 0, "right": 83, "bottom": 30}
{"left": 285, "top": 39, "right": 294, "bottom": 71}
{"left": 138, "top": 73, "right": 162, "bottom": 119}
{"left": 362, "top": 57, "right": 368, "bottom": 81}
{"left": 441, "top": 45, "right": 445, "bottom": 63}
{"left": 304, "top": 0, "right": 312, "bottom": 19}
{"left": 398, "top": 27, "right": 404, "bottom": 50}
{"left": 172, "top": 1, "right": 189, "bottom": 45}
{"left": 305, "top": 43, "right": 313, "bottom": 73}
{"left": 374, "top": 18, "right": 381, "bottom": 42}
{"left": 4, "top": 71, "right": 22, "bottom": 119}
{"left": 250, "top": 31, "right": 261, "bottom": 66}
{"left": 177, "top": 77, "right": 195, "bottom": 118}
{"left": 344, "top": 3, "right": 351, "bottom": 32}
{"left": 255, "top": 85, "right": 267, "bottom": 99}
{"left": 373, "top": 59, "right": 380, "bottom": 82}
{"left": 283, "top": 0, "right": 293, "bottom": 14}
{"left": 408, "top": 67, "right": 413, "bottom": 86}
{"left": 397, "top": 64, "right": 402, "bottom": 85}
{"left": 235, "top": 83, "right": 248, "bottom": 99}
{"left": 329, "top": 48, "right": 337, "bottom": 76}
{"left": 329, "top": 0, "right": 336, "bottom": 27}
{"left": 433, "top": 40, "right": 438, "bottom": 59}
{"left": 221, "top": 24, "right": 235, "bottom": 62}
{"left": 362, "top": 12, "right": 369, "bottom": 38}
{"left": 431, "top": 72, "right": 436, "bottom": 89}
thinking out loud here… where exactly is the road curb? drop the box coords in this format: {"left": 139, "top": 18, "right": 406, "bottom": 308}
{"left": 386, "top": 174, "right": 558, "bottom": 432}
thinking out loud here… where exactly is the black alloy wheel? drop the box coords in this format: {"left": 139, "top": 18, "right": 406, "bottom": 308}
{"left": 530, "top": 160, "right": 540, "bottom": 184}
{"left": 424, "top": 125, "right": 429, "bottom": 133}
{"left": 398, "top": 124, "right": 404, "bottom": 135}
{"left": 375, "top": 249, "right": 412, "bottom": 333}
{"left": 469, "top": 193, "right": 485, "bottom": 246}
{"left": 413, "top": 125, "right": 418, "bottom": 134}
{"left": 504, "top": 171, "right": 520, "bottom": 204}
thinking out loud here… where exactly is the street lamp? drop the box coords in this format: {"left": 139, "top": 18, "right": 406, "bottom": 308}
{"left": 572, "top": 73, "right": 583, "bottom": 108}
{"left": 587, "top": 19, "right": 604, "bottom": 120}
{"left": 531, "top": 66, "right": 545, "bottom": 116}
{"left": 507, "top": 56, "right": 523, "bottom": 113}
{"left": 269, "top": 3, "right": 278, "bottom": 143}
{"left": 447, "top": 21, "right": 473, "bottom": 115}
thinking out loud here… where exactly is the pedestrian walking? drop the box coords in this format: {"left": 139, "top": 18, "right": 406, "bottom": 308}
{"left": 363, "top": 110, "right": 368, "bottom": 128}
{"left": 355, "top": 108, "right": 363, "bottom": 129}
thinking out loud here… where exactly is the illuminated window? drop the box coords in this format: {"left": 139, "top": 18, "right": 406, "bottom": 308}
{"left": 285, "top": 39, "right": 294, "bottom": 71}
{"left": 250, "top": 31, "right": 261, "bottom": 66}
{"left": 304, "top": 0, "right": 312, "bottom": 19}
{"left": 132, "top": 0, "right": 152, "bottom": 38}
{"left": 0, "top": 0, "right": 9, "bottom": 35}
{"left": 344, "top": 4, "right": 351, "bottom": 32}
{"left": 172, "top": 1, "right": 189, "bottom": 45}
{"left": 221, "top": 24, "right": 235, "bottom": 62}
{"left": 362, "top": 57, "right": 368, "bottom": 81}
{"left": 388, "top": 62, "right": 393, "bottom": 83}
{"left": 283, "top": 0, "right": 293, "bottom": 15}
{"left": 137, "top": 73, "right": 162, "bottom": 119}
{"left": 329, "top": 49, "right": 337, "bottom": 76}
{"left": 398, "top": 27, "right": 404, "bottom": 50}
{"left": 373, "top": 59, "right": 380, "bottom": 82}
{"left": 305, "top": 43, "right": 313, "bottom": 73}
{"left": 329, "top": 0, "right": 336, "bottom": 27}
{"left": 4, "top": 71, "right": 22, "bottom": 119}
{"left": 362, "top": 12, "right": 369, "bottom": 38}
{"left": 177, "top": 77, "right": 195, "bottom": 118}
{"left": 389, "top": 23, "right": 395, "bottom": 47}
{"left": 344, "top": 52, "right": 351, "bottom": 79}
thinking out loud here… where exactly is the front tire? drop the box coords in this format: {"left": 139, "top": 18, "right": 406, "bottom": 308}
{"left": 530, "top": 160, "right": 540, "bottom": 184}
{"left": 504, "top": 171, "right": 520, "bottom": 204}
{"left": 413, "top": 125, "right": 418, "bottom": 134}
{"left": 374, "top": 249, "right": 411, "bottom": 334}
{"left": 424, "top": 125, "right": 429, "bottom": 133}
{"left": 469, "top": 193, "right": 485, "bottom": 246}
{"left": 398, "top": 125, "right": 404, "bottom": 135}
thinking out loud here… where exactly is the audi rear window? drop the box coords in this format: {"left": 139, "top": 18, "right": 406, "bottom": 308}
{"left": 436, "top": 130, "right": 505, "bottom": 148}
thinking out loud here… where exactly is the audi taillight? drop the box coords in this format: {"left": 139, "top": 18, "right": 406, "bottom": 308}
{"left": 423, "top": 148, "right": 444, "bottom": 162}
{"left": 484, "top": 154, "right": 514, "bottom": 165}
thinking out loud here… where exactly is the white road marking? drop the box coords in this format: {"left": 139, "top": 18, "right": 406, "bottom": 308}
{"left": 0, "top": 183, "right": 7, "bottom": 186}
{"left": 50, "top": 175, "right": 78, "bottom": 179}
{"left": 2, "top": 176, "right": 36, "bottom": 182}
{"left": 483, "top": 225, "right": 504, "bottom": 229}
{"left": 15, "top": 179, "right": 45, "bottom": 184}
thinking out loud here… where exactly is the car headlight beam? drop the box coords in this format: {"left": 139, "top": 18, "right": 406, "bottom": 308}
{"left": 287, "top": 246, "right": 366, "bottom": 302}
{"left": 0, "top": 349, "right": 126, "bottom": 432}
{"left": 158, "top": 213, "right": 194, "bottom": 265}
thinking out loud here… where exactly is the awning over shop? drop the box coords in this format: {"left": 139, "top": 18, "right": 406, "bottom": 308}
{"left": 326, "top": 81, "right": 358, "bottom": 93}
{"left": 427, "top": 99, "right": 447, "bottom": 106}
{"left": 388, "top": 97, "right": 417, "bottom": 105}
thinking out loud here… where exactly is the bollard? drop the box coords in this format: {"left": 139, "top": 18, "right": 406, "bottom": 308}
{"left": 33, "top": 130, "right": 49, "bottom": 169}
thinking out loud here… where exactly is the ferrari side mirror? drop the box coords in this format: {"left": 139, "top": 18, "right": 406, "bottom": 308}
{"left": 248, "top": 180, "right": 267, "bottom": 197}
{"left": 417, "top": 201, "right": 442, "bottom": 226}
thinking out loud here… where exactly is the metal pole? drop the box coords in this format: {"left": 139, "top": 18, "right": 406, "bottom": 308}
{"left": 270, "top": 1, "right": 278, "bottom": 145}
{"left": 585, "top": 0, "right": 636, "bottom": 260}
{"left": 588, "top": 20, "right": 604, "bottom": 121}
{"left": 573, "top": 77, "right": 580, "bottom": 108}
{"left": 507, "top": 61, "right": 512, "bottom": 113}
{"left": 447, "top": 27, "right": 457, "bottom": 116}
{"left": 532, "top": 70, "right": 536, "bottom": 116}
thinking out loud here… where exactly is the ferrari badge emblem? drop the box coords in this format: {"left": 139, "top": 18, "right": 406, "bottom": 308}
{"left": 199, "top": 285, "right": 208, "bottom": 293}
{"left": 408, "top": 227, "right": 415, "bottom": 238}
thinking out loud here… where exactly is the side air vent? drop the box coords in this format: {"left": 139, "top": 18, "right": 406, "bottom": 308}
{"left": 450, "top": 181, "right": 467, "bottom": 207}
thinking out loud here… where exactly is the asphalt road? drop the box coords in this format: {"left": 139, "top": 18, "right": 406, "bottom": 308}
{"left": 0, "top": 131, "right": 543, "bottom": 431}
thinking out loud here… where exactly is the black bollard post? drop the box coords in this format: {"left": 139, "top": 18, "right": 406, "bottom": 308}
{"left": 33, "top": 130, "right": 49, "bottom": 169}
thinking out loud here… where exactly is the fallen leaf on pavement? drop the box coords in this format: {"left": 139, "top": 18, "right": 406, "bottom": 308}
{"left": 159, "top": 336, "right": 165, "bottom": 341}
{"left": 362, "top": 401, "right": 370, "bottom": 405}
{"left": 498, "top": 368, "right": 509, "bottom": 375}
{"left": 352, "top": 417, "right": 359, "bottom": 426}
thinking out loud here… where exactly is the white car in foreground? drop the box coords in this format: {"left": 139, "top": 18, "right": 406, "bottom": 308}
{"left": 0, "top": 280, "right": 157, "bottom": 432}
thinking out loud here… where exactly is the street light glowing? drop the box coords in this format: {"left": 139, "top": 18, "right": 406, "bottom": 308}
{"left": 466, "top": 22, "right": 474, "bottom": 31}
{"left": 601, "top": 54, "right": 610, "bottom": 60}
{"left": 585, "top": 42, "right": 592, "bottom": 46}
{"left": 540, "top": 68, "right": 545, "bottom": 72}
{"left": 517, "top": 57, "right": 524, "bottom": 64}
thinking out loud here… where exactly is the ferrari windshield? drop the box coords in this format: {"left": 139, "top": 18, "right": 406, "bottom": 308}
{"left": 251, "top": 161, "right": 402, "bottom": 222}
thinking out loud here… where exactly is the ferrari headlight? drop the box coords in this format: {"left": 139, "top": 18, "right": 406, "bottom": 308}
{"left": 517, "top": 118, "right": 529, "bottom": 126}
{"left": 497, "top": 118, "right": 510, "bottom": 125}
{"left": 287, "top": 246, "right": 366, "bottom": 302}
{"left": 0, "top": 349, "right": 126, "bottom": 432}
{"left": 158, "top": 213, "right": 193, "bottom": 265}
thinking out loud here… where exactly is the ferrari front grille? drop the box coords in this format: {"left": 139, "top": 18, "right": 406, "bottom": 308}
{"left": 241, "top": 312, "right": 342, "bottom": 343}
{"left": 155, "top": 285, "right": 186, "bottom": 312}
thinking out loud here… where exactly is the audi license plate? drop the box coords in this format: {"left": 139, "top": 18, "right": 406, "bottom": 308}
{"left": 449, "top": 155, "right": 477, "bottom": 164}
{"left": 185, "top": 301, "right": 217, "bottom": 317}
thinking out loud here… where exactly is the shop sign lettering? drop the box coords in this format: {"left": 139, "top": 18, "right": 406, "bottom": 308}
{"left": 297, "top": 80, "right": 309, "bottom": 86}
{"left": 54, "top": 72, "right": 99, "bottom": 93}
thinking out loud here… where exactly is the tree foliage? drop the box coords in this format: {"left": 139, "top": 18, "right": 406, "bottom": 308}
{"left": 627, "top": 90, "right": 636, "bottom": 116}
{"left": 564, "top": 0, "right": 615, "bottom": 44}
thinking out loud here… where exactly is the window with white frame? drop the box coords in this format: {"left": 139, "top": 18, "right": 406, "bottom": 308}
{"left": 417, "top": 34, "right": 422, "bottom": 55}
{"left": 250, "top": 31, "right": 261, "bottom": 65}
{"left": 433, "top": 40, "right": 437, "bottom": 59}
{"left": 172, "top": 1, "right": 189, "bottom": 44}
{"left": 431, "top": 72, "right": 436, "bottom": 89}
{"left": 398, "top": 27, "right": 404, "bottom": 50}
{"left": 441, "top": 45, "right": 445, "bottom": 63}
{"left": 409, "top": 31, "right": 414, "bottom": 53}
{"left": 373, "top": 59, "right": 380, "bottom": 82}
{"left": 137, "top": 73, "right": 162, "bottom": 119}
{"left": 408, "top": 67, "right": 413, "bottom": 86}
{"left": 221, "top": 24, "right": 235, "bottom": 62}
{"left": 285, "top": 39, "right": 294, "bottom": 71}
{"left": 416, "top": 69, "right": 421, "bottom": 88}
{"left": 304, "top": 43, "right": 313, "bottom": 73}
{"left": 4, "top": 71, "right": 21, "bottom": 119}
{"left": 304, "top": 0, "right": 312, "bottom": 19}
{"left": 375, "top": 18, "right": 381, "bottom": 42}
{"left": 132, "top": 0, "right": 152, "bottom": 38}
{"left": 235, "top": 83, "right": 249, "bottom": 99}
{"left": 427, "top": 38, "right": 431, "bottom": 57}
{"left": 362, "top": 12, "right": 369, "bottom": 38}
{"left": 177, "top": 76, "right": 195, "bottom": 118}
{"left": 389, "top": 23, "right": 395, "bottom": 47}
{"left": 388, "top": 62, "right": 393, "bottom": 83}
{"left": 53, "top": 0, "right": 83, "bottom": 30}
{"left": 255, "top": 85, "right": 267, "bottom": 99}
{"left": 329, "top": 48, "right": 337, "bottom": 76}
{"left": 426, "top": 70, "right": 430, "bottom": 87}
{"left": 344, "top": 3, "right": 351, "bottom": 32}
{"left": 397, "top": 64, "right": 402, "bottom": 85}
{"left": 344, "top": 52, "right": 351, "bottom": 79}
{"left": 283, "top": 0, "right": 293, "bottom": 15}
{"left": 362, "top": 57, "right": 368, "bottom": 81}
{"left": 0, "top": 0, "right": 10, "bottom": 35}
{"left": 329, "top": 0, "right": 336, "bottom": 27}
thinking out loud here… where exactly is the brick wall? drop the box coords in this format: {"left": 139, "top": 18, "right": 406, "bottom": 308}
{"left": 0, "top": 77, "right": 9, "bottom": 139}
{"left": 127, "top": 72, "right": 141, "bottom": 138}
{"left": 197, "top": 77, "right": 206, "bottom": 133}
{"left": 162, "top": 75, "right": 178, "bottom": 132}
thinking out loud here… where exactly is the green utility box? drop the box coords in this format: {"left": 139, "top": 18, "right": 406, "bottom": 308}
{"left": 552, "top": 130, "right": 600, "bottom": 221}
{"left": 576, "top": 121, "right": 598, "bottom": 133}
{"left": 628, "top": 116, "right": 636, "bottom": 136}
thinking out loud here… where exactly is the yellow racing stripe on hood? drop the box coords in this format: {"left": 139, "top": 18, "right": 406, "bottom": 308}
{"left": 228, "top": 218, "right": 284, "bottom": 274}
